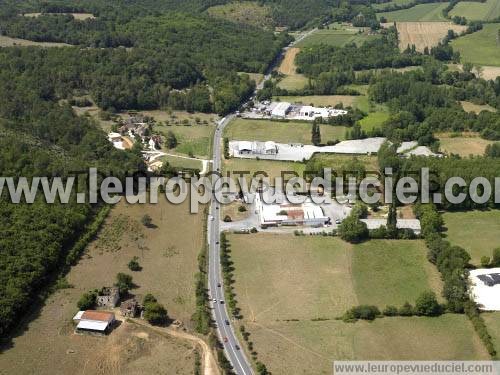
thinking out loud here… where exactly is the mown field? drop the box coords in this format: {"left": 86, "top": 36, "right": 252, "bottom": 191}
{"left": 437, "top": 133, "right": 494, "bottom": 157}
{"left": 0, "top": 198, "right": 205, "bottom": 374}
{"left": 449, "top": 0, "right": 500, "bottom": 21}
{"left": 393, "top": 22, "right": 466, "bottom": 52}
{"left": 377, "top": 3, "right": 448, "bottom": 22}
{"left": 307, "top": 153, "right": 379, "bottom": 171}
{"left": 224, "top": 118, "right": 347, "bottom": 144}
{"left": 374, "top": 0, "right": 415, "bottom": 11}
{"left": 451, "top": 23, "right": 500, "bottom": 67}
{"left": 461, "top": 101, "right": 496, "bottom": 114}
{"left": 443, "top": 210, "right": 500, "bottom": 265}
{"left": 229, "top": 234, "right": 489, "bottom": 374}
{"left": 294, "top": 24, "right": 380, "bottom": 48}
{"left": 359, "top": 111, "right": 390, "bottom": 131}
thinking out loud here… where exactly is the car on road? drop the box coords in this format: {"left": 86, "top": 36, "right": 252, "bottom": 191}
{"left": 216, "top": 241, "right": 219, "bottom": 245}
{"left": 217, "top": 283, "right": 221, "bottom": 287}
{"left": 209, "top": 215, "right": 214, "bottom": 221}
{"left": 335, "top": 219, "right": 342, "bottom": 225}
{"left": 225, "top": 319, "right": 230, "bottom": 325}
{"left": 223, "top": 337, "right": 228, "bottom": 343}
{"left": 220, "top": 300, "right": 225, "bottom": 304}
{"left": 235, "top": 345, "right": 240, "bottom": 350}
{"left": 212, "top": 298, "right": 217, "bottom": 303}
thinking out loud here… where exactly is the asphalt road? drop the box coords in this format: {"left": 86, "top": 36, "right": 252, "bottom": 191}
{"left": 207, "top": 29, "right": 317, "bottom": 374}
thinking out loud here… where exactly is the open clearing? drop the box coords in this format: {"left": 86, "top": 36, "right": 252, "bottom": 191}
{"left": 393, "top": 22, "right": 466, "bottom": 52}
{"left": 295, "top": 24, "right": 380, "bottom": 48}
{"left": 374, "top": 0, "right": 414, "bottom": 11}
{"left": 229, "top": 234, "right": 488, "bottom": 374}
{"left": 377, "top": 3, "right": 448, "bottom": 22}
{"left": 451, "top": 24, "right": 500, "bottom": 67}
{"left": 239, "top": 71, "right": 265, "bottom": 85}
{"left": 0, "top": 198, "right": 205, "bottom": 373}
{"left": 437, "top": 133, "right": 494, "bottom": 156}
{"left": 0, "top": 35, "right": 70, "bottom": 47}
{"left": 460, "top": 101, "right": 496, "bottom": 114}
{"left": 277, "top": 47, "right": 309, "bottom": 91}
{"left": 307, "top": 153, "right": 379, "bottom": 171}
{"left": 450, "top": 0, "right": 500, "bottom": 21}
{"left": 359, "top": 111, "right": 390, "bottom": 131}
{"left": 23, "top": 12, "right": 95, "bottom": 20}
{"left": 224, "top": 118, "right": 347, "bottom": 143}
{"left": 157, "top": 123, "right": 215, "bottom": 158}
{"left": 246, "top": 316, "right": 489, "bottom": 375}
{"left": 443, "top": 210, "right": 500, "bottom": 265}
{"left": 206, "top": 1, "right": 273, "bottom": 29}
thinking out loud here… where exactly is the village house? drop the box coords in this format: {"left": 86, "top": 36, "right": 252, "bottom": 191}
{"left": 120, "top": 298, "right": 140, "bottom": 318}
{"left": 96, "top": 287, "right": 120, "bottom": 308}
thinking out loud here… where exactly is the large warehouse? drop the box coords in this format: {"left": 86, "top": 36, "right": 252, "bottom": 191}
{"left": 469, "top": 268, "right": 500, "bottom": 310}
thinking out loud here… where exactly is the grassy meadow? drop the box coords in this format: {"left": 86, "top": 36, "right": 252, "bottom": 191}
{"left": 449, "top": 0, "right": 500, "bottom": 21}
{"left": 224, "top": 118, "right": 347, "bottom": 144}
{"left": 451, "top": 24, "right": 500, "bottom": 67}
{"left": 377, "top": 3, "right": 449, "bottom": 22}
{"left": 443, "top": 210, "right": 500, "bottom": 265}
{"left": 295, "top": 25, "right": 380, "bottom": 48}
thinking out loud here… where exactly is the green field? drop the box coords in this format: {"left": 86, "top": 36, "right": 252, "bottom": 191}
{"left": 450, "top": 0, "right": 500, "bottom": 21}
{"left": 359, "top": 111, "right": 390, "bottom": 131}
{"left": 229, "top": 234, "right": 489, "bottom": 374}
{"left": 451, "top": 24, "right": 500, "bottom": 67}
{"left": 483, "top": 312, "right": 500, "bottom": 352}
{"left": 157, "top": 123, "right": 214, "bottom": 158}
{"left": 377, "top": 3, "right": 448, "bottom": 21}
{"left": 294, "top": 28, "right": 380, "bottom": 48}
{"left": 276, "top": 74, "right": 309, "bottom": 90}
{"left": 443, "top": 210, "right": 500, "bottom": 265}
{"left": 352, "top": 240, "right": 443, "bottom": 306}
{"left": 224, "top": 118, "right": 347, "bottom": 144}
{"left": 161, "top": 155, "right": 203, "bottom": 170}
{"left": 307, "top": 153, "right": 379, "bottom": 171}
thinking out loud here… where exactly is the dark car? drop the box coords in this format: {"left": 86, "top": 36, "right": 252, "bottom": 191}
{"left": 225, "top": 319, "right": 230, "bottom": 325}
{"left": 217, "top": 283, "right": 221, "bottom": 287}
{"left": 223, "top": 337, "right": 228, "bottom": 343}
{"left": 220, "top": 300, "right": 225, "bottom": 304}
{"left": 235, "top": 345, "right": 240, "bottom": 350}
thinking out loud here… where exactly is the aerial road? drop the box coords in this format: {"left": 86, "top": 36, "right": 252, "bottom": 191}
{"left": 207, "top": 29, "right": 315, "bottom": 374}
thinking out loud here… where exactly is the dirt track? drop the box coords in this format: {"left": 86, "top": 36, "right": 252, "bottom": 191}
{"left": 130, "top": 319, "right": 220, "bottom": 375}
{"left": 278, "top": 47, "right": 300, "bottom": 75}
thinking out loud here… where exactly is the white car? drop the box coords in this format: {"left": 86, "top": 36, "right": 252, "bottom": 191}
{"left": 209, "top": 215, "right": 214, "bottom": 221}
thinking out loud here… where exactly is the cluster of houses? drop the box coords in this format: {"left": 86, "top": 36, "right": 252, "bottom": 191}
{"left": 72, "top": 287, "right": 142, "bottom": 335}
{"left": 108, "top": 113, "right": 162, "bottom": 151}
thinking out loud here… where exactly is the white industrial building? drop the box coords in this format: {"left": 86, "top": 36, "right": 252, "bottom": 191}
{"left": 295, "top": 105, "right": 348, "bottom": 120}
{"left": 255, "top": 190, "right": 330, "bottom": 227}
{"left": 271, "top": 102, "right": 291, "bottom": 118}
{"left": 232, "top": 140, "right": 278, "bottom": 155}
{"left": 469, "top": 268, "right": 500, "bottom": 310}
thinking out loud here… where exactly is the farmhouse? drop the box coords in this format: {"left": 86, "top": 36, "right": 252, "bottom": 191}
{"left": 120, "top": 298, "right": 140, "bottom": 318}
{"left": 469, "top": 268, "right": 500, "bottom": 311}
{"left": 96, "top": 287, "right": 120, "bottom": 308}
{"left": 73, "top": 310, "right": 116, "bottom": 334}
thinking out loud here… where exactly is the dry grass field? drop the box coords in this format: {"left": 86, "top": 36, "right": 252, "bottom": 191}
{"left": 206, "top": 1, "right": 274, "bottom": 29}
{"left": 276, "top": 47, "right": 309, "bottom": 90}
{"left": 437, "top": 132, "right": 494, "bottom": 157}
{"left": 0, "top": 35, "right": 70, "bottom": 47}
{"left": 0, "top": 198, "right": 205, "bottom": 374}
{"left": 223, "top": 158, "right": 306, "bottom": 183}
{"left": 393, "top": 22, "right": 466, "bottom": 52}
{"left": 229, "top": 234, "right": 488, "bottom": 374}
{"left": 246, "top": 316, "right": 489, "bottom": 375}
{"left": 278, "top": 47, "right": 300, "bottom": 75}
{"left": 460, "top": 101, "right": 496, "bottom": 114}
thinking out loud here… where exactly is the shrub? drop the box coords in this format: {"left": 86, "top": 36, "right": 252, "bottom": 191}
{"left": 141, "top": 214, "right": 153, "bottom": 227}
{"left": 491, "top": 248, "right": 500, "bottom": 267}
{"left": 415, "top": 291, "right": 442, "bottom": 316}
{"left": 144, "top": 301, "right": 168, "bottom": 325}
{"left": 481, "top": 256, "right": 491, "bottom": 268}
{"left": 399, "top": 302, "right": 414, "bottom": 316}
{"left": 115, "top": 273, "right": 133, "bottom": 296}
{"left": 77, "top": 291, "right": 97, "bottom": 310}
{"left": 128, "top": 256, "right": 141, "bottom": 271}
{"left": 383, "top": 305, "right": 398, "bottom": 316}
{"left": 338, "top": 214, "right": 369, "bottom": 243}
{"left": 223, "top": 215, "right": 232, "bottom": 222}
{"left": 238, "top": 205, "right": 247, "bottom": 212}
{"left": 344, "top": 305, "right": 380, "bottom": 321}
